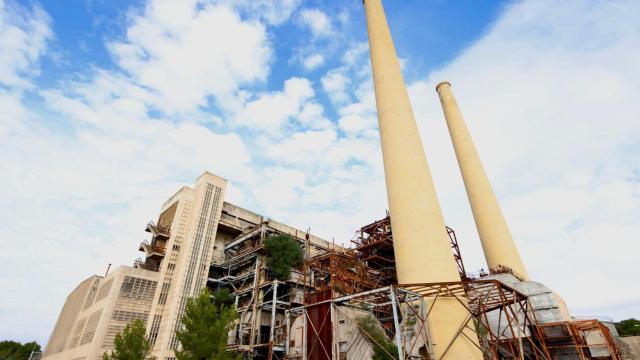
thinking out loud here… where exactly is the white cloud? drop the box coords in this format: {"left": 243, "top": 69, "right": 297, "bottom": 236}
{"left": 227, "top": 0, "right": 301, "bottom": 26}
{"left": 265, "top": 129, "right": 337, "bottom": 164}
{"left": 0, "top": 0, "right": 52, "bottom": 88}
{"left": 108, "top": 1, "right": 271, "bottom": 113}
{"left": 342, "top": 42, "right": 368, "bottom": 66}
{"left": 406, "top": 0, "right": 640, "bottom": 316}
{"left": 302, "top": 53, "right": 325, "bottom": 70}
{"left": 0, "top": 89, "right": 27, "bottom": 136}
{"left": 0, "top": 0, "right": 271, "bottom": 343}
{"left": 234, "top": 77, "right": 315, "bottom": 132}
{"left": 296, "top": 8, "right": 333, "bottom": 38}
{"left": 0, "top": 72, "right": 256, "bottom": 344}
{"left": 321, "top": 70, "right": 351, "bottom": 104}
{"left": 297, "top": 102, "right": 334, "bottom": 130}
{"left": 338, "top": 114, "right": 375, "bottom": 135}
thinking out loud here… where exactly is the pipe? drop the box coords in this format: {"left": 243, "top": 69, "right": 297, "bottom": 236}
{"left": 435, "top": 81, "right": 528, "bottom": 279}
{"left": 363, "top": 1, "right": 483, "bottom": 358}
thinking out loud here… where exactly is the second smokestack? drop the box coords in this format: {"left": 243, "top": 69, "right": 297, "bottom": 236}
{"left": 436, "top": 81, "right": 528, "bottom": 280}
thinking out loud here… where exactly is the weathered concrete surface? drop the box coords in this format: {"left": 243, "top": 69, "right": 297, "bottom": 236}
{"left": 618, "top": 336, "right": 640, "bottom": 360}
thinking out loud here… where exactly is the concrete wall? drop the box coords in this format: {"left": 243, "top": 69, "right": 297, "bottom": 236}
{"left": 618, "top": 336, "right": 640, "bottom": 360}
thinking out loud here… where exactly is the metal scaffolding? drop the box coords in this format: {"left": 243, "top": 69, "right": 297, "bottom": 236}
{"left": 207, "top": 214, "right": 621, "bottom": 360}
{"left": 209, "top": 221, "right": 330, "bottom": 360}
{"left": 286, "top": 286, "right": 431, "bottom": 360}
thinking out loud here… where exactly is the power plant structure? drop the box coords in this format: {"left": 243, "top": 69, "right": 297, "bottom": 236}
{"left": 42, "top": 1, "right": 627, "bottom": 360}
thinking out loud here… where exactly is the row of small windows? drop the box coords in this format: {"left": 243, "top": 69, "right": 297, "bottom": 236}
{"left": 148, "top": 315, "right": 162, "bottom": 346}
{"left": 158, "top": 283, "right": 171, "bottom": 305}
{"left": 79, "top": 308, "right": 102, "bottom": 345}
{"left": 111, "top": 310, "right": 148, "bottom": 322}
{"left": 119, "top": 276, "right": 157, "bottom": 301}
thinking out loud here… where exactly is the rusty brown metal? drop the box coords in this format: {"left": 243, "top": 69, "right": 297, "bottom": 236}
{"left": 447, "top": 226, "right": 468, "bottom": 280}
{"left": 292, "top": 215, "right": 622, "bottom": 360}
{"left": 537, "top": 319, "right": 622, "bottom": 360}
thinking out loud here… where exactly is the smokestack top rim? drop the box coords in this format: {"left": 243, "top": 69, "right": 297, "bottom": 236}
{"left": 435, "top": 81, "right": 451, "bottom": 93}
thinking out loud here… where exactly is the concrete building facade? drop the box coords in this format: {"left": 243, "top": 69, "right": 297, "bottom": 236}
{"left": 136, "top": 172, "right": 227, "bottom": 360}
{"left": 44, "top": 171, "right": 335, "bottom": 360}
{"left": 42, "top": 266, "right": 158, "bottom": 360}
{"left": 135, "top": 171, "right": 334, "bottom": 359}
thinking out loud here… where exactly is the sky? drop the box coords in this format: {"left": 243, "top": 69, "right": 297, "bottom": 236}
{"left": 0, "top": 0, "right": 639, "bottom": 346}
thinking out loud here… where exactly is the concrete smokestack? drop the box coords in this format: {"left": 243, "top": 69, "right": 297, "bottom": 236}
{"left": 363, "top": 1, "right": 482, "bottom": 358}
{"left": 436, "top": 81, "right": 528, "bottom": 280}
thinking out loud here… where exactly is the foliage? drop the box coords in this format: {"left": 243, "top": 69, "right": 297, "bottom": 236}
{"left": 103, "top": 320, "right": 155, "bottom": 360}
{"left": 0, "top": 341, "right": 40, "bottom": 360}
{"left": 355, "top": 316, "right": 398, "bottom": 360}
{"left": 175, "top": 288, "right": 240, "bottom": 360}
{"left": 264, "top": 234, "right": 303, "bottom": 280}
{"left": 615, "top": 318, "right": 640, "bottom": 336}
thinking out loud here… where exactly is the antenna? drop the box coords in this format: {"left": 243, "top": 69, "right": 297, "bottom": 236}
{"left": 104, "top": 263, "right": 112, "bottom": 277}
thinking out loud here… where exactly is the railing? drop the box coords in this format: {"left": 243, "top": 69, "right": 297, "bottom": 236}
{"left": 146, "top": 221, "right": 171, "bottom": 238}
{"left": 139, "top": 240, "right": 166, "bottom": 256}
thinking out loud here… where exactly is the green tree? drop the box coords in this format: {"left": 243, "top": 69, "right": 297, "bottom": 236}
{"left": 0, "top": 340, "right": 40, "bottom": 360}
{"left": 615, "top": 318, "right": 640, "bottom": 336}
{"left": 355, "top": 316, "right": 399, "bottom": 360}
{"left": 103, "top": 320, "right": 155, "bottom": 360}
{"left": 264, "top": 234, "right": 303, "bottom": 280}
{"left": 175, "top": 288, "right": 240, "bottom": 360}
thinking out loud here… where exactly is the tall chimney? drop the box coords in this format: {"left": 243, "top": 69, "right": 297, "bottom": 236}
{"left": 363, "top": 1, "right": 483, "bottom": 358}
{"left": 436, "top": 81, "right": 528, "bottom": 279}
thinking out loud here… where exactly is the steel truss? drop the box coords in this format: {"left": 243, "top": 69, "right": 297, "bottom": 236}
{"left": 286, "top": 286, "right": 432, "bottom": 360}
{"left": 284, "top": 279, "right": 624, "bottom": 360}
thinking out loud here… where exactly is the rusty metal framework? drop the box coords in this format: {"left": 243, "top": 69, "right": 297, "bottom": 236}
{"left": 352, "top": 215, "right": 397, "bottom": 285}
{"left": 286, "top": 286, "right": 430, "bottom": 360}
{"left": 286, "top": 280, "right": 622, "bottom": 360}
{"left": 402, "top": 280, "right": 551, "bottom": 359}
{"left": 350, "top": 215, "right": 468, "bottom": 284}
{"left": 209, "top": 220, "right": 331, "bottom": 360}
{"left": 207, "top": 213, "right": 621, "bottom": 360}
{"left": 447, "top": 226, "right": 468, "bottom": 280}
{"left": 537, "top": 320, "right": 622, "bottom": 360}
{"left": 302, "top": 249, "right": 378, "bottom": 299}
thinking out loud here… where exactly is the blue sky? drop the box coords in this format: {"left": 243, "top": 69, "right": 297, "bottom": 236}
{"left": 1, "top": 0, "right": 639, "bottom": 346}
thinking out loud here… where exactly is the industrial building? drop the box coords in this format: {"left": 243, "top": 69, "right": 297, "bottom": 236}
{"left": 42, "top": 0, "right": 629, "bottom": 359}
{"left": 41, "top": 266, "right": 159, "bottom": 360}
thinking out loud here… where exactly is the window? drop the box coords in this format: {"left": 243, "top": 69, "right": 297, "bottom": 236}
{"left": 119, "top": 276, "right": 157, "bottom": 300}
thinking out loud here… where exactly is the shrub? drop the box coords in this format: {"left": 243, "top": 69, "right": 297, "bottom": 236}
{"left": 355, "top": 316, "right": 398, "bottom": 360}
{"left": 175, "top": 288, "right": 240, "bottom": 360}
{"left": 103, "top": 320, "right": 155, "bottom": 360}
{"left": 264, "top": 234, "right": 303, "bottom": 280}
{"left": 615, "top": 318, "right": 640, "bottom": 336}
